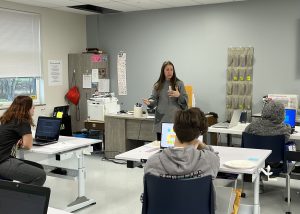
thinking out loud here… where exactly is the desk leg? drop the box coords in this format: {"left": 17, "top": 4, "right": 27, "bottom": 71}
{"left": 227, "top": 134, "right": 232, "bottom": 147}
{"left": 253, "top": 174, "right": 260, "bottom": 214}
{"left": 65, "top": 153, "right": 96, "bottom": 212}
{"left": 207, "top": 133, "right": 211, "bottom": 145}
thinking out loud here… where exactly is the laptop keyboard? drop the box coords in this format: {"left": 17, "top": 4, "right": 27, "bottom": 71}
{"left": 33, "top": 139, "right": 57, "bottom": 146}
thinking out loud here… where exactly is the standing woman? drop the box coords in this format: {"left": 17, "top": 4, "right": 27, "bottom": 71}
{"left": 0, "top": 96, "right": 46, "bottom": 186}
{"left": 143, "top": 61, "right": 188, "bottom": 140}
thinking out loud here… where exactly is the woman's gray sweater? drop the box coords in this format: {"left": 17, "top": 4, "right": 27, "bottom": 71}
{"left": 148, "top": 80, "right": 188, "bottom": 133}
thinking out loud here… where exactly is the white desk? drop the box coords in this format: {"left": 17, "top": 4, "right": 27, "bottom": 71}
{"left": 48, "top": 207, "right": 71, "bottom": 214}
{"left": 115, "top": 142, "right": 271, "bottom": 214}
{"left": 208, "top": 123, "right": 300, "bottom": 145}
{"left": 19, "top": 136, "right": 100, "bottom": 212}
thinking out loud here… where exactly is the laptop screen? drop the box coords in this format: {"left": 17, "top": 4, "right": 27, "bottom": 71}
{"left": 284, "top": 109, "right": 296, "bottom": 128}
{"left": 0, "top": 180, "right": 50, "bottom": 214}
{"left": 160, "top": 123, "right": 203, "bottom": 148}
{"left": 161, "top": 123, "right": 176, "bottom": 148}
{"left": 35, "top": 116, "right": 61, "bottom": 140}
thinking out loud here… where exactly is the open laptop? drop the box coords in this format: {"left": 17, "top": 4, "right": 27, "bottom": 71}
{"left": 160, "top": 122, "right": 203, "bottom": 149}
{"left": 33, "top": 116, "right": 61, "bottom": 146}
{"left": 212, "top": 109, "right": 242, "bottom": 129}
{"left": 0, "top": 180, "right": 50, "bottom": 214}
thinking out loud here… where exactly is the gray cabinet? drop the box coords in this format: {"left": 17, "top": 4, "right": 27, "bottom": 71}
{"left": 105, "top": 114, "right": 156, "bottom": 159}
{"left": 68, "top": 53, "right": 109, "bottom": 132}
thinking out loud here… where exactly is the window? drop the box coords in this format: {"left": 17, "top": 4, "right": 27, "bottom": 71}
{"left": 0, "top": 77, "right": 40, "bottom": 105}
{"left": 0, "top": 8, "right": 42, "bottom": 106}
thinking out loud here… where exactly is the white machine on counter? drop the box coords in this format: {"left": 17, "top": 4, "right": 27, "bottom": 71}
{"left": 87, "top": 96, "right": 120, "bottom": 121}
{"left": 268, "top": 94, "right": 298, "bottom": 110}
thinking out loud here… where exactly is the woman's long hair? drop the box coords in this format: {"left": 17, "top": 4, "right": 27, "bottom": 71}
{"left": 154, "top": 61, "right": 180, "bottom": 92}
{"left": 0, "top": 96, "right": 34, "bottom": 126}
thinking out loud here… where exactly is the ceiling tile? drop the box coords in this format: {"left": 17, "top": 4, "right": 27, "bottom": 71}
{"left": 114, "top": 0, "right": 170, "bottom": 10}
{"left": 154, "top": 0, "right": 199, "bottom": 7}
{"left": 52, "top": 6, "right": 96, "bottom": 15}
{"left": 73, "top": 0, "right": 113, "bottom": 5}
{"left": 83, "top": 1, "right": 143, "bottom": 12}
{"left": 3, "top": 0, "right": 247, "bottom": 14}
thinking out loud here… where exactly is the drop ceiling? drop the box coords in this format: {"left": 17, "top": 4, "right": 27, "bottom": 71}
{"left": 4, "top": 0, "right": 246, "bottom": 15}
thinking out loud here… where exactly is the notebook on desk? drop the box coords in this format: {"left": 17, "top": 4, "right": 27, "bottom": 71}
{"left": 0, "top": 180, "right": 51, "bottom": 214}
{"left": 212, "top": 110, "right": 242, "bottom": 129}
{"left": 160, "top": 123, "right": 203, "bottom": 149}
{"left": 33, "top": 116, "right": 61, "bottom": 146}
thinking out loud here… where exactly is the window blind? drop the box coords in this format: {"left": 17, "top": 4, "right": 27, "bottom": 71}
{"left": 0, "top": 8, "right": 41, "bottom": 78}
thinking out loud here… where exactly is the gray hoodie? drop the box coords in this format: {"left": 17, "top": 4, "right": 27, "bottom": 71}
{"left": 144, "top": 145, "right": 220, "bottom": 179}
{"left": 245, "top": 101, "right": 291, "bottom": 142}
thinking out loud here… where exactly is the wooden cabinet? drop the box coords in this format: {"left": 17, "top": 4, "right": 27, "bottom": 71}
{"left": 204, "top": 115, "right": 218, "bottom": 145}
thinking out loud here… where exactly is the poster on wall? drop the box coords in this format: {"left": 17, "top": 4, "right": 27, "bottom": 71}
{"left": 48, "top": 60, "right": 63, "bottom": 86}
{"left": 117, "top": 52, "right": 127, "bottom": 95}
{"left": 92, "top": 69, "right": 99, "bottom": 83}
{"left": 83, "top": 74, "right": 92, "bottom": 88}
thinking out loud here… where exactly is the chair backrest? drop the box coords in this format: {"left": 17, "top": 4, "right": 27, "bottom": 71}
{"left": 142, "top": 174, "right": 214, "bottom": 214}
{"left": 241, "top": 132, "right": 286, "bottom": 173}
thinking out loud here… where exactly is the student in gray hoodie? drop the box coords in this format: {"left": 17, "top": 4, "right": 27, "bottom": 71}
{"left": 144, "top": 107, "right": 220, "bottom": 179}
{"left": 245, "top": 100, "right": 291, "bottom": 142}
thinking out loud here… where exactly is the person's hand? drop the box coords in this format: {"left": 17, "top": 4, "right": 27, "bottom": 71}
{"left": 17, "top": 139, "right": 23, "bottom": 148}
{"left": 143, "top": 99, "right": 151, "bottom": 106}
{"left": 168, "top": 86, "right": 180, "bottom": 98}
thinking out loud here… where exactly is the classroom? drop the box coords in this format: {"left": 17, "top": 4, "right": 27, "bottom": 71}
{"left": 0, "top": 0, "right": 300, "bottom": 214}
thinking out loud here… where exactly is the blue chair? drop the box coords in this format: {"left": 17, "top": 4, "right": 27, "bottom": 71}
{"left": 241, "top": 132, "right": 292, "bottom": 214}
{"left": 241, "top": 132, "right": 287, "bottom": 174}
{"left": 142, "top": 174, "right": 215, "bottom": 214}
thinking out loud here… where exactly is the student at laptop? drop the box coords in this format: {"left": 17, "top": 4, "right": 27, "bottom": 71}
{"left": 0, "top": 96, "right": 46, "bottom": 186}
{"left": 144, "top": 107, "right": 220, "bottom": 179}
{"left": 244, "top": 100, "right": 291, "bottom": 142}
{"left": 143, "top": 61, "right": 188, "bottom": 141}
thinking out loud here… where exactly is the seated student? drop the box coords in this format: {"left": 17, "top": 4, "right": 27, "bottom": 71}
{"left": 144, "top": 107, "right": 220, "bottom": 179}
{"left": 245, "top": 100, "right": 291, "bottom": 142}
{"left": 0, "top": 96, "right": 46, "bottom": 186}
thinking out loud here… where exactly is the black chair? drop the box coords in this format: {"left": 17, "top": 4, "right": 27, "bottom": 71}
{"left": 142, "top": 174, "right": 215, "bottom": 214}
{"left": 0, "top": 175, "right": 12, "bottom": 181}
{"left": 241, "top": 132, "right": 293, "bottom": 214}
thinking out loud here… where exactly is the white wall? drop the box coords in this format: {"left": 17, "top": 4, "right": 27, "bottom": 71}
{"left": 0, "top": 1, "right": 86, "bottom": 123}
{"left": 87, "top": 0, "right": 300, "bottom": 121}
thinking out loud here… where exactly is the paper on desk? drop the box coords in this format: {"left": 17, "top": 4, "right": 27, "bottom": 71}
{"left": 145, "top": 141, "right": 160, "bottom": 148}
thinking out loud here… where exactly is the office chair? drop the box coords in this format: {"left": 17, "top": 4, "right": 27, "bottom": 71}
{"left": 241, "top": 132, "right": 293, "bottom": 214}
{"left": 142, "top": 174, "right": 215, "bottom": 214}
{"left": 0, "top": 175, "right": 12, "bottom": 181}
